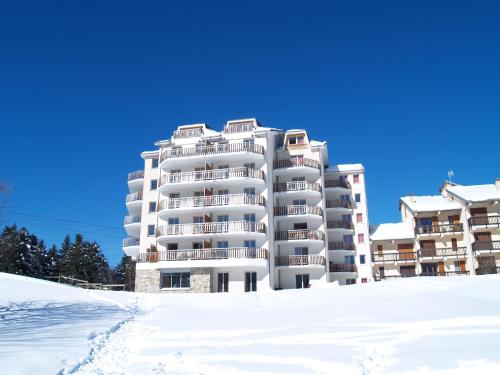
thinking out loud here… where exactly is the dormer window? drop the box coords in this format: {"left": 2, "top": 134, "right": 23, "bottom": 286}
{"left": 289, "top": 136, "right": 305, "bottom": 145}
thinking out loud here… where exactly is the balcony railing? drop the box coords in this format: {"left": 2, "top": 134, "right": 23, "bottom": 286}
{"left": 127, "top": 170, "right": 144, "bottom": 181}
{"left": 124, "top": 215, "right": 141, "bottom": 225}
{"left": 371, "top": 252, "right": 417, "bottom": 263}
{"left": 223, "top": 122, "right": 255, "bottom": 134}
{"left": 415, "top": 223, "right": 463, "bottom": 235}
{"left": 275, "top": 229, "right": 325, "bottom": 241}
{"left": 161, "top": 142, "right": 264, "bottom": 161}
{"left": 274, "top": 205, "right": 323, "bottom": 217}
{"left": 418, "top": 247, "right": 467, "bottom": 258}
{"left": 126, "top": 191, "right": 143, "bottom": 203}
{"left": 273, "top": 158, "right": 320, "bottom": 170}
{"left": 469, "top": 215, "right": 500, "bottom": 227}
{"left": 160, "top": 167, "right": 265, "bottom": 185}
{"left": 123, "top": 238, "right": 140, "bottom": 247}
{"left": 324, "top": 180, "right": 350, "bottom": 189}
{"left": 137, "top": 247, "right": 268, "bottom": 263}
{"left": 328, "top": 241, "right": 356, "bottom": 251}
{"left": 173, "top": 128, "right": 204, "bottom": 139}
{"left": 472, "top": 240, "right": 500, "bottom": 253}
{"left": 376, "top": 271, "right": 469, "bottom": 281}
{"left": 329, "top": 263, "right": 357, "bottom": 273}
{"left": 327, "top": 220, "right": 354, "bottom": 230}
{"left": 156, "top": 221, "right": 266, "bottom": 236}
{"left": 420, "top": 271, "right": 470, "bottom": 277}
{"left": 158, "top": 194, "right": 265, "bottom": 211}
{"left": 325, "top": 200, "right": 352, "bottom": 209}
{"left": 274, "top": 181, "right": 321, "bottom": 193}
{"left": 275, "top": 255, "right": 325, "bottom": 267}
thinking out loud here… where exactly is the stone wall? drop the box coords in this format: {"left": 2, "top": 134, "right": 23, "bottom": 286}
{"left": 135, "top": 269, "right": 161, "bottom": 293}
{"left": 190, "top": 268, "right": 212, "bottom": 293}
{"left": 134, "top": 268, "right": 212, "bottom": 293}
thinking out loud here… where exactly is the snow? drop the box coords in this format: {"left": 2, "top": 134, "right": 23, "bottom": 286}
{"left": 400, "top": 195, "right": 462, "bottom": 212}
{"left": 326, "top": 163, "right": 364, "bottom": 173}
{"left": 2, "top": 273, "right": 500, "bottom": 374}
{"left": 370, "top": 223, "right": 415, "bottom": 240}
{"left": 447, "top": 184, "right": 500, "bottom": 202}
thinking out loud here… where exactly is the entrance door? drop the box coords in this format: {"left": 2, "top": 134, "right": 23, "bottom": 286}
{"left": 245, "top": 272, "right": 257, "bottom": 292}
{"left": 400, "top": 265, "right": 416, "bottom": 277}
{"left": 421, "top": 263, "right": 438, "bottom": 276}
{"left": 295, "top": 274, "right": 310, "bottom": 289}
{"left": 217, "top": 273, "right": 229, "bottom": 292}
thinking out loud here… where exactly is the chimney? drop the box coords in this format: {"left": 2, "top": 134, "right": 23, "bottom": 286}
{"left": 409, "top": 193, "right": 416, "bottom": 203}
{"left": 496, "top": 178, "right": 500, "bottom": 189}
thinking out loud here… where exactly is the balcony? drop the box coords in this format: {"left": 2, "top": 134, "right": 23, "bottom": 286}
{"left": 124, "top": 215, "right": 141, "bottom": 236}
{"left": 469, "top": 215, "right": 500, "bottom": 229}
{"left": 156, "top": 221, "right": 266, "bottom": 241}
{"left": 328, "top": 241, "right": 356, "bottom": 251}
{"left": 159, "top": 167, "right": 265, "bottom": 190}
{"left": 273, "top": 158, "right": 321, "bottom": 178}
{"left": 418, "top": 247, "right": 467, "bottom": 259}
{"left": 325, "top": 200, "right": 353, "bottom": 210}
{"left": 327, "top": 220, "right": 354, "bottom": 231}
{"left": 158, "top": 194, "right": 266, "bottom": 216}
{"left": 273, "top": 181, "right": 321, "bottom": 197}
{"left": 126, "top": 191, "right": 143, "bottom": 213}
{"left": 127, "top": 170, "right": 144, "bottom": 192}
{"left": 173, "top": 127, "right": 204, "bottom": 139}
{"left": 275, "top": 229, "right": 325, "bottom": 242}
{"left": 223, "top": 122, "right": 255, "bottom": 134}
{"left": 138, "top": 247, "right": 268, "bottom": 268}
{"left": 122, "top": 237, "right": 140, "bottom": 258}
{"left": 274, "top": 205, "right": 323, "bottom": 217}
{"left": 472, "top": 240, "right": 500, "bottom": 254}
{"left": 329, "top": 263, "right": 357, "bottom": 273}
{"left": 415, "top": 223, "right": 463, "bottom": 236}
{"left": 160, "top": 142, "right": 264, "bottom": 166}
{"left": 420, "top": 271, "right": 470, "bottom": 277}
{"left": 371, "top": 252, "right": 417, "bottom": 263}
{"left": 324, "top": 180, "right": 350, "bottom": 190}
{"left": 275, "top": 255, "right": 325, "bottom": 268}
{"left": 124, "top": 215, "right": 141, "bottom": 225}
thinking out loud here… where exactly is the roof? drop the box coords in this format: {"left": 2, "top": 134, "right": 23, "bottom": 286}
{"left": 400, "top": 195, "right": 462, "bottom": 213}
{"left": 370, "top": 223, "right": 415, "bottom": 241}
{"left": 326, "top": 163, "right": 364, "bottom": 173}
{"left": 446, "top": 184, "right": 500, "bottom": 203}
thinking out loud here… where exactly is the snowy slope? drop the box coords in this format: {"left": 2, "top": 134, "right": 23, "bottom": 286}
{"left": 2, "top": 273, "right": 500, "bottom": 374}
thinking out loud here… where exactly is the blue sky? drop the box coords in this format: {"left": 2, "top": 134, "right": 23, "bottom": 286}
{"left": 1, "top": 1, "right": 499, "bottom": 266}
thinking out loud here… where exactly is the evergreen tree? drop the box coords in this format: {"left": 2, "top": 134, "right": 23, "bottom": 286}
{"left": 114, "top": 255, "right": 136, "bottom": 291}
{"left": 0, "top": 225, "right": 27, "bottom": 274}
{"left": 46, "top": 245, "right": 60, "bottom": 276}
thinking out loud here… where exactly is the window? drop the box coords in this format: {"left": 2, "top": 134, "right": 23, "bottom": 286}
{"left": 361, "top": 278, "right": 368, "bottom": 284}
{"left": 294, "top": 222, "right": 308, "bottom": 230}
{"left": 151, "top": 158, "right": 159, "bottom": 168}
{"left": 245, "top": 272, "right": 257, "bottom": 292}
{"left": 353, "top": 174, "right": 359, "bottom": 183}
{"left": 296, "top": 274, "right": 310, "bottom": 289}
{"left": 147, "top": 224, "right": 155, "bottom": 236}
{"left": 356, "top": 213, "right": 363, "bottom": 223}
{"left": 244, "top": 240, "right": 256, "bottom": 249}
{"left": 244, "top": 187, "right": 255, "bottom": 195}
{"left": 340, "top": 194, "right": 350, "bottom": 202}
{"left": 293, "top": 199, "right": 306, "bottom": 205}
{"left": 345, "top": 255, "right": 355, "bottom": 264}
{"left": 358, "top": 233, "right": 365, "bottom": 243}
{"left": 295, "top": 247, "right": 308, "bottom": 256}
{"left": 355, "top": 193, "right": 361, "bottom": 203}
{"left": 243, "top": 163, "right": 255, "bottom": 170}
{"left": 168, "top": 217, "right": 179, "bottom": 225}
{"left": 149, "top": 202, "right": 156, "bottom": 213}
{"left": 244, "top": 213, "right": 256, "bottom": 222}
{"left": 360, "top": 254, "right": 366, "bottom": 264}
{"left": 217, "top": 273, "right": 229, "bottom": 292}
{"left": 289, "top": 136, "right": 305, "bottom": 145}
{"left": 150, "top": 179, "right": 158, "bottom": 190}
{"left": 346, "top": 279, "right": 356, "bottom": 285}
{"left": 161, "top": 272, "right": 190, "bottom": 289}
{"left": 217, "top": 240, "right": 229, "bottom": 248}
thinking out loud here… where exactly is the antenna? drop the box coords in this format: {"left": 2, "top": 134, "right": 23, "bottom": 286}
{"left": 448, "top": 170, "right": 454, "bottom": 184}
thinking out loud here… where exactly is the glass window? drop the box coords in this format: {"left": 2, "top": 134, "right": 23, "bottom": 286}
{"left": 358, "top": 233, "right": 365, "bottom": 243}
{"left": 149, "top": 202, "right": 156, "bottom": 213}
{"left": 147, "top": 225, "right": 155, "bottom": 236}
{"left": 353, "top": 174, "right": 359, "bottom": 183}
{"left": 360, "top": 255, "right": 366, "bottom": 264}
{"left": 161, "top": 272, "right": 190, "bottom": 289}
{"left": 152, "top": 158, "right": 159, "bottom": 168}
{"left": 355, "top": 193, "right": 361, "bottom": 203}
{"left": 150, "top": 179, "right": 158, "bottom": 190}
{"left": 245, "top": 272, "right": 257, "bottom": 292}
{"left": 356, "top": 213, "right": 363, "bottom": 223}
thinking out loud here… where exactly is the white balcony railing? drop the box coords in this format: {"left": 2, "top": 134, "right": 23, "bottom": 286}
{"left": 274, "top": 181, "right": 321, "bottom": 193}
{"left": 160, "top": 167, "right": 264, "bottom": 186}
{"left": 126, "top": 191, "right": 143, "bottom": 203}
{"left": 138, "top": 247, "right": 268, "bottom": 263}
{"left": 158, "top": 194, "right": 265, "bottom": 211}
{"left": 157, "top": 220, "right": 266, "bottom": 236}
{"left": 124, "top": 215, "right": 141, "bottom": 225}
{"left": 161, "top": 142, "right": 264, "bottom": 161}
{"left": 123, "top": 237, "right": 140, "bottom": 247}
{"left": 274, "top": 205, "right": 323, "bottom": 217}
{"left": 275, "top": 255, "right": 325, "bottom": 267}
{"left": 173, "top": 127, "right": 204, "bottom": 139}
{"left": 127, "top": 170, "right": 144, "bottom": 181}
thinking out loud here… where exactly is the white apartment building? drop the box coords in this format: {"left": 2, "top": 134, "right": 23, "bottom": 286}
{"left": 370, "top": 179, "right": 500, "bottom": 280}
{"left": 123, "top": 119, "right": 372, "bottom": 293}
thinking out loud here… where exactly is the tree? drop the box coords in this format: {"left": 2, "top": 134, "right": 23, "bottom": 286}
{"left": 114, "top": 255, "right": 136, "bottom": 291}
{"left": 46, "top": 245, "right": 60, "bottom": 277}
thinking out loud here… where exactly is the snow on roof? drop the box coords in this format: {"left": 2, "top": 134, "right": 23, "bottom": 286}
{"left": 400, "top": 195, "right": 462, "bottom": 213}
{"left": 326, "top": 164, "right": 364, "bottom": 173}
{"left": 370, "top": 223, "right": 415, "bottom": 241}
{"left": 446, "top": 184, "right": 500, "bottom": 202}
{"left": 310, "top": 140, "right": 326, "bottom": 147}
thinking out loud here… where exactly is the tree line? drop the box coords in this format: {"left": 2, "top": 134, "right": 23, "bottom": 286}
{"left": 0, "top": 225, "right": 135, "bottom": 290}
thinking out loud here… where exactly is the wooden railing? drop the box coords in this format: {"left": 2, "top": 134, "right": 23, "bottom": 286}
{"left": 469, "top": 215, "right": 500, "bottom": 227}
{"left": 472, "top": 240, "right": 500, "bottom": 253}
{"left": 124, "top": 215, "right": 141, "bottom": 225}
{"left": 138, "top": 247, "right": 268, "bottom": 263}
{"left": 418, "top": 247, "right": 467, "bottom": 258}
{"left": 275, "top": 229, "right": 325, "bottom": 241}
{"left": 274, "top": 205, "right": 323, "bottom": 217}
{"left": 325, "top": 200, "right": 352, "bottom": 209}
{"left": 329, "top": 263, "right": 357, "bottom": 273}
{"left": 127, "top": 170, "right": 144, "bottom": 181}
{"left": 157, "top": 221, "right": 266, "bottom": 236}
{"left": 415, "top": 223, "right": 463, "bottom": 235}
{"left": 126, "top": 191, "right": 143, "bottom": 202}
{"left": 328, "top": 241, "right": 356, "bottom": 251}
{"left": 371, "top": 252, "right": 417, "bottom": 263}
{"left": 327, "top": 220, "right": 354, "bottom": 230}
{"left": 324, "top": 180, "right": 350, "bottom": 189}
{"left": 173, "top": 128, "right": 204, "bottom": 138}
{"left": 273, "top": 158, "right": 320, "bottom": 170}
{"left": 123, "top": 237, "right": 140, "bottom": 247}
{"left": 420, "top": 271, "right": 470, "bottom": 277}
{"left": 223, "top": 122, "right": 255, "bottom": 133}
{"left": 275, "top": 255, "right": 325, "bottom": 267}
{"left": 159, "top": 194, "right": 265, "bottom": 211}
{"left": 274, "top": 181, "right": 321, "bottom": 193}
{"left": 161, "top": 142, "right": 264, "bottom": 161}
{"left": 161, "top": 167, "right": 265, "bottom": 185}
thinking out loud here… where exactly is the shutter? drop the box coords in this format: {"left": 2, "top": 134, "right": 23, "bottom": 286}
{"left": 438, "top": 261, "right": 445, "bottom": 274}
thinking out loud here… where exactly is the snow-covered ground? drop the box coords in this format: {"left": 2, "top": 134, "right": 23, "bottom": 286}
{"left": 2, "top": 273, "right": 500, "bottom": 374}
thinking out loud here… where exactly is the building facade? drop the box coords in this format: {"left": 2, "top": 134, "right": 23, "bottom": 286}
{"left": 124, "top": 119, "right": 372, "bottom": 293}
{"left": 370, "top": 179, "right": 500, "bottom": 280}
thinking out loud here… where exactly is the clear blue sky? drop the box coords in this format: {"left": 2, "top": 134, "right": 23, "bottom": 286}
{"left": 1, "top": 1, "right": 499, "bottom": 266}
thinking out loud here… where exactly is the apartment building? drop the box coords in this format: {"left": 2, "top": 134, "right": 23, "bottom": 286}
{"left": 370, "top": 179, "right": 500, "bottom": 280}
{"left": 123, "top": 119, "right": 372, "bottom": 293}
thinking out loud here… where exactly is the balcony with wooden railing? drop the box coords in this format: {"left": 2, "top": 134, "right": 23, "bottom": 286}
{"left": 469, "top": 215, "right": 500, "bottom": 228}
{"left": 275, "top": 229, "right": 325, "bottom": 241}
{"left": 417, "top": 247, "right": 467, "bottom": 258}
{"left": 274, "top": 181, "right": 321, "bottom": 193}
{"left": 223, "top": 122, "right": 255, "bottom": 134}
{"left": 371, "top": 252, "right": 417, "bottom": 263}
{"left": 138, "top": 247, "right": 268, "bottom": 263}
{"left": 275, "top": 255, "right": 325, "bottom": 267}
{"left": 329, "top": 263, "right": 357, "bottom": 273}
{"left": 274, "top": 205, "right": 323, "bottom": 217}
{"left": 324, "top": 179, "right": 350, "bottom": 189}
{"left": 173, "top": 127, "right": 204, "bottom": 139}
{"left": 415, "top": 223, "right": 463, "bottom": 235}
{"left": 160, "top": 142, "right": 264, "bottom": 161}
{"left": 327, "top": 220, "right": 354, "bottom": 230}
{"left": 156, "top": 221, "right": 266, "bottom": 237}
{"left": 325, "top": 200, "right": 353, "bottom": 209}
{"left": 328, "top": 241, "right": 356, "bottom": 251}
{"left": 160, "top": 167, "right": 265, "bottom": 186}
{"left": 273, "top": 158, "right": 320, "bottom": 171}
{"left": 472, "top": 240, "right": 500, "bottom": 253}
{"left": 127, "top": 170, "right": 144, "bottom": 181}
{"left": 158, "top": 194, "right": 265, "bottom": 211}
